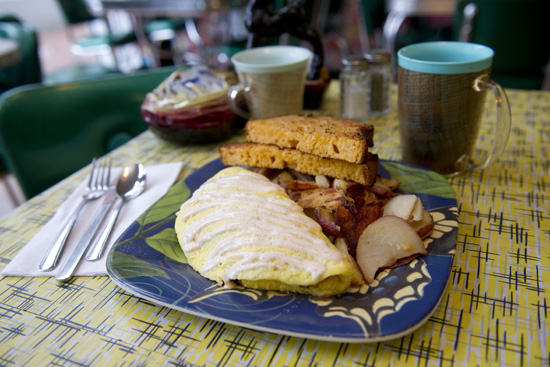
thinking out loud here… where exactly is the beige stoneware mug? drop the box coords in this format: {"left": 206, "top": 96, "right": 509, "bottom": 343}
{"left": 227, "top": 45, "right": 312, "bottom": 120}
{"left": 397, "top": 41, "right": 511, "bottom": 175}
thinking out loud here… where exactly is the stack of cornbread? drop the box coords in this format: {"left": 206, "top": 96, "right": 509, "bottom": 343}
{"left": 219, "top": 115, "right": 379, "bottom": 186}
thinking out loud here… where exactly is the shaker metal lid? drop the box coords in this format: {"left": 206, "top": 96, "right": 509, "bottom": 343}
{"left": 365, "top": 49, "right": 391, "bottom": 64}
{"left": 341, "top": 55, "right": 369, "bottom": 70}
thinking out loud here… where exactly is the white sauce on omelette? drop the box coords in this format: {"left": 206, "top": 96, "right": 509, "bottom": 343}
{"left": 178, "top": 169, "right": 343, "bottom": 284}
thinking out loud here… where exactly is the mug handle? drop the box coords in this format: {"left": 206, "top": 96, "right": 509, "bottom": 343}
{"left": 227, "top": 84, "right": 250, "bottom": 120}
{"left": 471, "top": 75, "right": 511, "bottom": 170}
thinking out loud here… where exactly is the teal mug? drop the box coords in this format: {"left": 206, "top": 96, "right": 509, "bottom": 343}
{"left": 397, "top": 41, "right": 511, "bottom": 175}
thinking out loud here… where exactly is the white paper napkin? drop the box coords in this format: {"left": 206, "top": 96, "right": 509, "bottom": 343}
{"left": 2, "top": 162, "right": 183, "bottom": 277}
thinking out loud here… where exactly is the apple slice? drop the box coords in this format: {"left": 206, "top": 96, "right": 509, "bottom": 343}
{"left": 383, "top": 194, "right": 424, "bottom": 221}
{"left": 356, "top": 215, "right": 427, "bottom": 283}
{"left": 410, "top": 196, "right": 424, "bottom": 221}
{"left": 410, "top": 210, "right": 435, "bottom": 239}
{"left": 383, "top": 194, "right": 417, "bottom": 219}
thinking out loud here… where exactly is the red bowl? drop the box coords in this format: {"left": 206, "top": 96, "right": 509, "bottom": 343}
{"left": 141, "top": 68, "right": 241, "bottom": 144}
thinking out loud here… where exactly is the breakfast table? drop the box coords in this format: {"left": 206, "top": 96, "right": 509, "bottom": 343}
{"left": 0, "top": 81, "right": 548, "bottom": 367}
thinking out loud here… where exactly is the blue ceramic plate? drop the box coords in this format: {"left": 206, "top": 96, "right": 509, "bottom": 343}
{"left": 106, "top": 159, "right": 458, "bottom": 343}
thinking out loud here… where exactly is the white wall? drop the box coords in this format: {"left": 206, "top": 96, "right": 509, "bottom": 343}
{"left": 0, "top": 0, "right": 66, "bottom": 31}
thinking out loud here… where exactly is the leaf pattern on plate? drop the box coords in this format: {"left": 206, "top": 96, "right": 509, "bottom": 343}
{"left": 112, "top": 252, "right": 170, "bottom": 279}
{"left": 381, "top": 161, "right": 455, "bottom": 199}
{"left": 145, "top": 227, "right": 188, "bottom": 263}
{"left": 190, "top": 284, "right": 276, "bottom": 303}
{"left": 137, "top": 180, "right": 190, "bottom": 226}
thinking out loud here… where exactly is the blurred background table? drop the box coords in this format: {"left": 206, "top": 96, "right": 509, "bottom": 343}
{"left": 0, "top": 82, "right": 549, "bottom": 366}
{"left": 94, "top": 0, "right": 247, "bottom": 69}
{"left": 97, "top": 0, "right": 229, "bottom": 16}
{"left": 383, "top": 0, "right": 456, "bottom": 54}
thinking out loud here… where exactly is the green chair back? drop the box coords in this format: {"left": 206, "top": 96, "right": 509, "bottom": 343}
{"left": 0, "top": 20, "right": 42, "bottom": 92}
{"left": 454, "top": 0, "right": 550, "bottom": 89}
{"left": 0, "top": 17, "right": 42, "bottom": 172}
{"left": 57, "top": 0, "right": 96, "bottom": 24}
{"left": 0, "top": 67, "right": 178, "bottom": 199}
{"left": 361, "top": 0, "right": 386, "bottom": 35}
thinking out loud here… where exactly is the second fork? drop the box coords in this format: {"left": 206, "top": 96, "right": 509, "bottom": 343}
{"left": 39, "top": 158, "right": 111, "bottom": 272}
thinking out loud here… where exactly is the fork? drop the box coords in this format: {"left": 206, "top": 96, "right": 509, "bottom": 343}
{"left": 39, "top": 158, "right": 111, "bottom": 272}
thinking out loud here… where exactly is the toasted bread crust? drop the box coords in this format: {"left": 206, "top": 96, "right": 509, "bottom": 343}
{"left": 245, "top": 115, "right": 374, "bottom": 164}
{"left": 219, "top": 143, "right": 379, "bottom": 186}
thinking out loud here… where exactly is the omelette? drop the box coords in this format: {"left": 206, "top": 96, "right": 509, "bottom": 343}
{"left": 175, "top": 167, "right": 355, "bottom": 296}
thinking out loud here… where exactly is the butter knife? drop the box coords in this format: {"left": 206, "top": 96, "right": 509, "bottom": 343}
{"left": 55, "top": 187, "right": 117, "bottom": 282}
{"left": 85, "top": 196, "right": 122, "bottom": 261}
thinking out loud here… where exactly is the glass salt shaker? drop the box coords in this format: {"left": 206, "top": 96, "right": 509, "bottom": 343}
{"left": 340, "top": 55, "right": 370, "bottom": 121}
{"left": 365, "top": 49, "right": 392, "bottom": 115}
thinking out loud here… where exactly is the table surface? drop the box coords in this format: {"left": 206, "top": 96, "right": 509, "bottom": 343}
{"left": 0, "top": 82, "right": 549, "bottom": 367}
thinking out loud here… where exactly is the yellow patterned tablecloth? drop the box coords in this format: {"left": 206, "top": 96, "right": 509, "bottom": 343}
{"left": 0, "top": 83, "right": 548, "bottom": 367}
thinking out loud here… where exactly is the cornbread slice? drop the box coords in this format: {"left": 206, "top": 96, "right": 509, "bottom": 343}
{"left": 219, "top": 143, "right": 379, "bottom": 186}
{"left": 245, "top": 115, "right": 374, "bottom": 164}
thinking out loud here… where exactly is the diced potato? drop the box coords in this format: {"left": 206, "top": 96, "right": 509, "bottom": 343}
{"left": 375, "top": 176, "right": 400, "bottom": 190}
{"left": 333, "top": 178, "right": 353, "bottom": 190}
{"left": 273, "top": 171, "right": 295, "bottom": 189}
{"left": 315, "top": 175, "right": 331, "bottom": 188}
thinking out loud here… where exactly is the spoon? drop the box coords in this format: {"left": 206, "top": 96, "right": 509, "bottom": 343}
{"left": 86, "top": 164, "right": 146, "bottom": 261}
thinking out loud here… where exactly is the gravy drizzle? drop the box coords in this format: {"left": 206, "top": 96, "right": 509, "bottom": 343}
{"left": 178, "top": 170, "right": 343, "bottom": 285}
